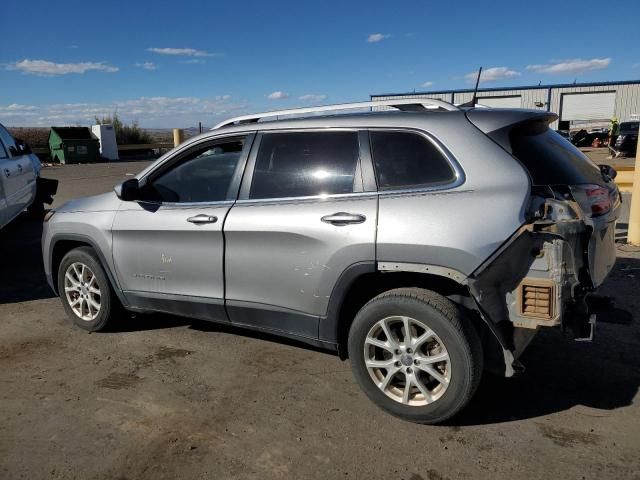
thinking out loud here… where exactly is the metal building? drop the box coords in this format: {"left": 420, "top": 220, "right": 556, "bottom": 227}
{"left": 371, "top": 80, "right": 640, "bottom": 130}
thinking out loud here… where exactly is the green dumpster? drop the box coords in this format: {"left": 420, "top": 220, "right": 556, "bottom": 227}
{"left": 48, "top": 127, "right": 100, "bottom": 164}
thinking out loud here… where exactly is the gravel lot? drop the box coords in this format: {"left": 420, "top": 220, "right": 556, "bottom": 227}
{"left": 1, "top": 161, "right": 639, "bottom": 479}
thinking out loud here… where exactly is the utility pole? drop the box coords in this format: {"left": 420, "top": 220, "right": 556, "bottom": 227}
{"left": 628, "top": 124, "right": 640, "bottom": 244}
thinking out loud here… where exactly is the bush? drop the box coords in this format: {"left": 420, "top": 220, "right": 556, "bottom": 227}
{"left": 94, "top": 114, "right": 152, "bottom": 145}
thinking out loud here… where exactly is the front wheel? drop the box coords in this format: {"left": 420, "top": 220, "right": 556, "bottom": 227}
{"left": 348, "top": 288, "right": 483, "bottom": 424}
{"left": 57, "top": 247, "right": 120, "bottom": 331}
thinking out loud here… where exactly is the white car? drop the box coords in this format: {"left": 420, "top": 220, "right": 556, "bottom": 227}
{"left": 0, "top": 122, "right": 57, "bottom": 229}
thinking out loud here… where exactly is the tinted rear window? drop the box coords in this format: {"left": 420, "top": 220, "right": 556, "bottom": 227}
{"left": 370, "top": 131, "right": 456, "bottom": 190}
{"left": 510, "top": 128, "right": 603, "bottom": 185}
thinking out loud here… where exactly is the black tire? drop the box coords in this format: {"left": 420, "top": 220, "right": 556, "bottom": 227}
{"left": 348, "top": 287, "right": 483, "bottom": 424}
{"left": 57, "top": 247, "right": 121, "bottom": 331}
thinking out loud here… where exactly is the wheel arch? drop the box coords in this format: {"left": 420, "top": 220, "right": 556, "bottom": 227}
{"left": 49, "top": 234, "right": 128, "bottom": 307}
{"left": 320, "top": 262, "right": 479, "bottom": 359}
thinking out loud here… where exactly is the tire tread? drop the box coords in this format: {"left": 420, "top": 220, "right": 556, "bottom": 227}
{"left": 348, "top": 287, "right": 483, "bottom": 424}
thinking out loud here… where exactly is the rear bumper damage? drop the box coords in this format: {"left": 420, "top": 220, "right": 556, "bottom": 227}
{"left": 466, "top": 194, "right": 620, "bottom": 377}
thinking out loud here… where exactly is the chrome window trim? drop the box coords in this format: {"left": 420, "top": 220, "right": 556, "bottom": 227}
{"left": 235, "top": 191, "right": 378, "bottom": 206}
{"left": 144, "top": 126, "right": 465, "bottom": 206}
{"left": 368, "top": 127, "right": 466, "bottom": 195}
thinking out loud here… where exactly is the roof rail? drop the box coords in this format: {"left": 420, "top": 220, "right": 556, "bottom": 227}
{"left": 212, "top": 98, "right": 459, "bottom": 129}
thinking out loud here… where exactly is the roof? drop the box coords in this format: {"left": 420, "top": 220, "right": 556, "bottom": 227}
{"left": 371, "top": 79, "right": 640, "bottom": 98}
{"left": 212, "top": 98, "right": 458, "bottom": 129}
{"left": 50, "top": 127, "right": 96, "bottom": 140}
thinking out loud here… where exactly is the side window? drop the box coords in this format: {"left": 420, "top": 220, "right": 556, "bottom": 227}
{"left": 0, "top": 125, "right": 16, "bottom": 158}
{"left": 249, "top": 131, "right": 360, "bottom": 199}
{"left": 370, "top": 131, "right": 456, "bottom": 190}
{"left": 142, "top": 137, "right": 245, "bottom": 203}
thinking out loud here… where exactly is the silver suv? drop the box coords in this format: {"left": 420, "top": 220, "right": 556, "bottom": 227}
{"left": 42, "top": 99, "right": 620, "bottom": 423}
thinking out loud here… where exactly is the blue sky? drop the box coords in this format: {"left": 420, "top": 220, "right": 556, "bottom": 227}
{"left": 2, "top": 0, "right": 639, "bottom": 128}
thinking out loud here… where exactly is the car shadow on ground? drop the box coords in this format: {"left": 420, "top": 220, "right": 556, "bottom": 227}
{"left": 452, "top": 254, "right": 639, "bottom": 426}
{"left": 0, "top": 213, "right": 56, "bottom": 304}
{"left": 118, "top": 257, "right": 640, "bottom": 427}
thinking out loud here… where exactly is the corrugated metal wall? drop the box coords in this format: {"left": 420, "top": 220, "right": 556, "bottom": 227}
{"left": 373, "top": 82, "right": 640, "bottom": 129}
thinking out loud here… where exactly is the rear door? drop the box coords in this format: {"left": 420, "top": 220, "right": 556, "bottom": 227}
{"left": 111, "top": 134, "right": 253, "bottom": 321}
{"left": 224, "top": 130, "right": 377, "bottom": 338}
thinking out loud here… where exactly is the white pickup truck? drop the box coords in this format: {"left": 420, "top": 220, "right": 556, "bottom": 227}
{"left": 0, "top": 122, "right": 57, "bottom": 229}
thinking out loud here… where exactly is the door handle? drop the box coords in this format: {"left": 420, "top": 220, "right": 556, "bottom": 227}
{"left": 17, "top": 164, "right": 23, "bottom": 172}
{"left": 321, "top": 212, "right": 366, "bottom": 226}
{"left": 187, "top": 214, "right": 218, "bottom": 224}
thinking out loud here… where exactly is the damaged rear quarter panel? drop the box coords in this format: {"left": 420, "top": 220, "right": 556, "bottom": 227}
{"left": 467, "top": 192, "right": 620, "bottom": 375}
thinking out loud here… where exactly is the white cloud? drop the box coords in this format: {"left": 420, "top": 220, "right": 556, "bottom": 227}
{"left": 465, "top": 66, "right": 520, "bottom": 83}
{"left": 0, "top": 104, "right": 38, "bottom": 112}
{"left": 146, "top": 47, "right": 216, "bottom": 57}
{"left": 421, "top": 81, "right": 434, "bottom": 88}
{"left": 6, "top": 59, "right": 119, "bottom": 76}
{"left": 135, "top": 61, "right": 157, "bottom": 70}
{"left": 526, "top": 58, "right": 611, "bottom": 75}
{"left": 183, "top": 59, "right": 206, "bottom": 64}
{"left": 367, "top": 33, "right": 389, "bottom": 43}
{"left": 0, "top": 96, "right": 246, "bottom": 128}
{"left": 267, "top": 91, "right": 289, "bottom": 100}
{"left": 299, "top": 94, "right": 327, "bottom": 102}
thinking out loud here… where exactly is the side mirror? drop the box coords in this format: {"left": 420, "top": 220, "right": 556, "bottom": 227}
{"left": 16, "top": 138, "right": 32, "bottom": 154}
{"left": 115, "top": 178, "right": 140, "bottom": 201}
{"left": 9, "top": 139, "right": 32, "bottom": 156}
{"left": 599, "top": 164, "right": 617, "bottom": 180}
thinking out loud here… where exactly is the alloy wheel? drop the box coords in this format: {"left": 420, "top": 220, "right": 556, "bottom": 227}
{"left": 64, "top": 262, "right": 101, "bottom": 321}
{"left": 364, "top": 315, "right": 451, "bottom": 406}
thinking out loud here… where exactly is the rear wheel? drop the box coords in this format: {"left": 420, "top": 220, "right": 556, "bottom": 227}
{"left": 348, "top": 288, "right": 483, "bottom": 424}
{"left": 57, "top": 247, "right": 120, "bottom": 331}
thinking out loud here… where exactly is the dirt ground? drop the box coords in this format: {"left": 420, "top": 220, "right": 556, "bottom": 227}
{"left": 1, "top": 161, "right": 639, "bottom": 480}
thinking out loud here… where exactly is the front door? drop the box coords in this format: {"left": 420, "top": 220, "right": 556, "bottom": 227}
{"left": 111, "top": 134, "right": 253, "bottom": 321}
{"left": 0, "top": 125, "right": 36, "bottom": 221}
{"left": 224, "top": 130, "right": 377, "bottom": 338}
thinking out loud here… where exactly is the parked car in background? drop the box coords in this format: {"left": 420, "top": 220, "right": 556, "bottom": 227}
{"left": 0, "top": 122, "right": 57, "bottom": 230}
{"left": 42, "top": 100, "right": 620, "bottom": 424}
{"left": 614, "top": 121, "right": 639, "bottom": 156}
{"left": 571, "top": 128, "right": 609, "bottom": 147}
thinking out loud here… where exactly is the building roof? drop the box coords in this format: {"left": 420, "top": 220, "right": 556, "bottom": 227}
{"left": 371, "top": 79, "right": 640, "bottom": 98}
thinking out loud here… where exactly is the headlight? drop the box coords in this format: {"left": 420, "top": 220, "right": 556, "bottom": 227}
{"left": 44, "top": 210, "right": 56, "bottom": 222}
